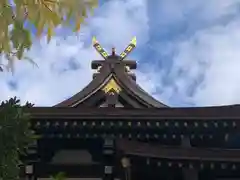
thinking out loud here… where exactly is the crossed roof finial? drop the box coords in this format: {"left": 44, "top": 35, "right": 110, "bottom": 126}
{"left": 92, "top": 36, "right": 137, "bottom": 61}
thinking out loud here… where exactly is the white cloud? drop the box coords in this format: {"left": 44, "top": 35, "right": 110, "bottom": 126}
{"left": 170, "top": 19, "right": 240, "bottom": 106}
{"left": 143, "top": 0, "right": 240, "bottom": 107}
{"left": 0, "top": 0, "right": 150, "bottom": 106}
{"left": 2, "top": 0, "right": 240, "bottom": 107}
{"left": 151, "top": 0, "right": 240, "bottom": 26}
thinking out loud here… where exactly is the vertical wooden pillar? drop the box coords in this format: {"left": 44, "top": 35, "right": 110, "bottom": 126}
{"left": 181, "top": 136, "right": 198, "bottom": 180}
{"left": 121, "top": 157, "right": 131, "bottom": 180}
{"left": 26, "top": 163, "right": 38, "bottom": 180}
{"left": 103, "top": 138, "right": 115, "bottom": 180}
{"left": 103, "top": 90, "right": 118, "bottom": 179}
{"left": 25, "top": 139, "right": 38, "bottom": 180}
{"left": 25, "top": 164, "right": 35, "bottom": 180}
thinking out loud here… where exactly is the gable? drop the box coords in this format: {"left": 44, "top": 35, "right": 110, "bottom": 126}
{"left": 54, "top": 37, "right": 168, "bottom": 108}
{"left": 102, "top": 78, "right": 122, "bottom": 94}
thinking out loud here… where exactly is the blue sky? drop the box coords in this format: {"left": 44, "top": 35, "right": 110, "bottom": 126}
{"left": 1, "top": 0, "right": 240, "bottom": 107}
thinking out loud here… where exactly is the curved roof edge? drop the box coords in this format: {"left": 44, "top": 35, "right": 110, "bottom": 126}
{"left": 28, "top": 104, "right": 240, "bottom": 118}
{"left": 114, "top": 64, "right": 168, "bottom": 108}
{"left": 54, "top": 56, "right": 168, "bottom": 108}
{"left": 54, "top": 65, "right": 111, "bottom": 107}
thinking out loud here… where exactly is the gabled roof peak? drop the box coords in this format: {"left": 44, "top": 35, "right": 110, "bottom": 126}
{"left": 91, "top": 37, "right": 137, "bottom": 81}
{"left": 54, "top": 37, "right": 168, "bottom": 108}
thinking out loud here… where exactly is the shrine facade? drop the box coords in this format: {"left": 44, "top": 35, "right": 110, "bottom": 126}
{"left": 22, "top": 37, "right": 240, "bottom": 180}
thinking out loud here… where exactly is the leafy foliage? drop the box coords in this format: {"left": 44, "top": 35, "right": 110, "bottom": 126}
{"left": 0, "top": 0, "right": 98, "bottom": 72}
{"left": 0, "top": 97, "right": 35, "bottom": 180}
{"left": 50, "top": 172, "right": 67, "bottom": 180}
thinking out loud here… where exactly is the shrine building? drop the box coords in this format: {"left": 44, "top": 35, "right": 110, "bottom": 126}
{"left": 22, "top": 37, "right": 240, "bottom": 180}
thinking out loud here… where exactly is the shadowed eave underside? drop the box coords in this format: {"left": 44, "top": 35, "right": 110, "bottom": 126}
{"left": 28, "top": 104, "right": 240, "bottom": 118}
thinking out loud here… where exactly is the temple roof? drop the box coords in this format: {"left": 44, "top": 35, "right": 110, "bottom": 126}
{"left": 117, "top": 139, "right": 240, "bottom": 162}
{"left": 54, "top": 37, "right": 167, "bottom": 108}
{"left": 29, "top": 105, "right": 240, "bottom": 119}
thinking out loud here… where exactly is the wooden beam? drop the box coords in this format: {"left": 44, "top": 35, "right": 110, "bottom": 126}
{"left": 91, "top": 60, "right": 136, "bottom": 70}
{"left": 26, "top": 105, "right": 240, "bottom": 120}
{"left": 116, "top": 139, "right": 240, "bottom": 162}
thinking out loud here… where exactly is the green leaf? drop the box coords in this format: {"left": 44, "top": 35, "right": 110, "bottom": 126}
{"left": 47, "top": 22, "right": 54, "bottom": 43}
{"left": 0, "top": 98, "right": 35, "bottom": 180}
{"left": 0, "top": 0, "right": 98, "bottom": 73}
{"left": 16, "top": 48, "right": 24, "bottom": 59}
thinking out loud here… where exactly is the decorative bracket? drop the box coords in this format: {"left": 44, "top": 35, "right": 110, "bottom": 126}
{"left": 92, "top": 37, "right": 109, "bottom": 59}
{"left": 92, "top": 36, "right": 137, "bottom": 60}
{"left": 119, "top": 37, "right": 137, "bottom": 60}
